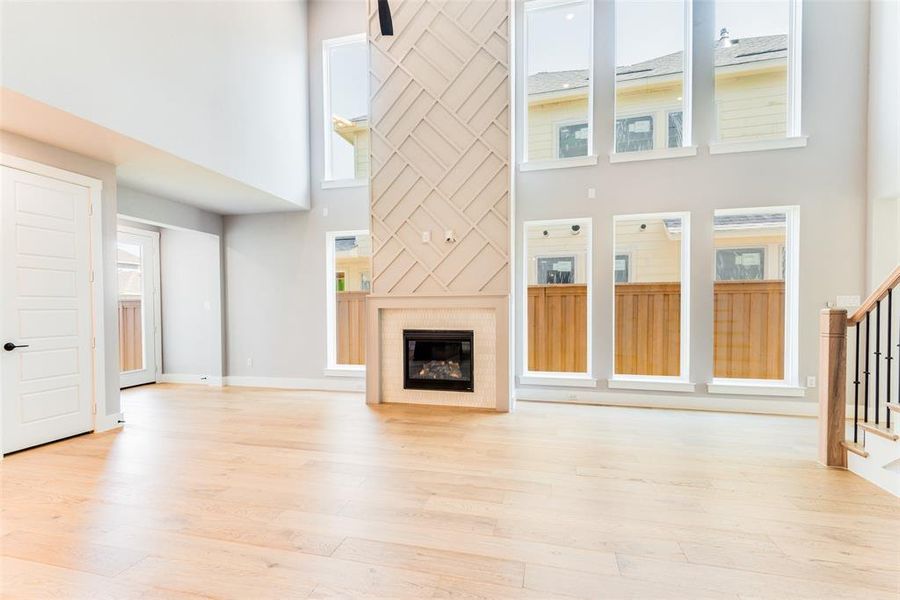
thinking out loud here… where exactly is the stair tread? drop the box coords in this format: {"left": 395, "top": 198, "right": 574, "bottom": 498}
{"left": 886, "top": 403, "right": 899, "bottom": 413}
{"left": 841, "top": 440, "right": 869, "bottom": 458}
{"left": 859, "top": 422, "right": 899, "bottom": 441}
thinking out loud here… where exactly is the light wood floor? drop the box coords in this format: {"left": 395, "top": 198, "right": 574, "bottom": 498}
{"left": 1, "top": 384, "right": 898, "bottom": 599}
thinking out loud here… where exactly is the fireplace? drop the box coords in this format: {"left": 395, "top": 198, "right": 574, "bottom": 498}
{"left": 403, "top": 329, "right": 474, "bottom": 392}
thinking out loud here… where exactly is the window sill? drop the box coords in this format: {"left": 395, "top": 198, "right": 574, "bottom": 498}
{"left": 609, "top": 146, "right": 698, "bottom": 164}
{"left": 709, "top": 136, "right": 808, "bottom": 155}
{"left": 707, "top": 380, "right": 806, "bottom": 397}
{"left": 608, "top": 377, "right": 696, "bottom": 393}
{"left": 519, "top": 155, "right": 598, "bottom": 172}
{"left": 324, "top": 367, "right": 365, "bottom": 378}
{"left": 322, "top": 178, "right": 367, "bottom": 190}
{"left": 518, "top": 373, "right": 597, "bottom": 388}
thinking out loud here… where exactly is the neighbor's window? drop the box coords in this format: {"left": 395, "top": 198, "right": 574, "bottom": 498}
{"left": 327, "top": 231, "right": 371, "bottom": 368}
{"left": 525, "top": 0, "right": 592, "bottom": 162}
{"left": 525, "top": 220, "right": 591, "bottom": 375}
{"left": 714, "top": 208, "right": 797, "bottom": 382}
{"left": 323, "top": 34, "right": 369, "bottom": 183}
{"left": 614, "top": 214, "right": 689, "bottom": 379}
{"left": 615, "top": 0, "right": 690, "bottom": 153}
{"left": 714, "top": 0, "right": 799, "bottom": 142}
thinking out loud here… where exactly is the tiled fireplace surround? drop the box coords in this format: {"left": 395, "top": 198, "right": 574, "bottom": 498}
{"left": 365, "top": 295, "right": 510, "bottom": 411}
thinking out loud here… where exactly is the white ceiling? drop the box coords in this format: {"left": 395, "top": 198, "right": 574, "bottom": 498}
{"left": 0, "top": 89, "right": 306, "bottom": 215}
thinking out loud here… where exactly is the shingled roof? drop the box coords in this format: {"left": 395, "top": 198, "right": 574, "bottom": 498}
{"left": 529, "top": 34, "right": 787, "bottom": 95}
{"left": 663, "top": 213, "right": 786, "bottom": 235}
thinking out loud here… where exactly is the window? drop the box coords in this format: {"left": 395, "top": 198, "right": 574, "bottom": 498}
{"left": 326, "top": 231, "right": 371, "bottom": 369}
{"left": 615, "top": 0, "right": 691, "bottom": 154}
{"left": 714, "top": 0, "right": 801, "bottom": 142}
{"left": 525, "top": 0, "right": 592, "bottom": 163}
{"left": 614, "top": 253, "right": 630, "bottom": 283}
{"left": 613, "top": 214, "right": 690, "bottom": 379}
{"left": 556, "top": 121, "right": 589, "bottom": 159}
{"left": 537, "top": 255, "right": 576, "bottom": 284}
{"left": 715, "top": 247, "right": 765, "bottom": 280}
{"left": 713, "top": 208, "right": 798, "bottom": 383}
{"left": 323, "top": 34, "right": 369, "bottom": 184}
{"left": 524, "top": 220, "right": 592, "bottom": 375}
{"left": 616, "top": 115, "right": 654, "bottom": 153}
{"left": 667, "top": 111, "right": 683, "bottom": 148}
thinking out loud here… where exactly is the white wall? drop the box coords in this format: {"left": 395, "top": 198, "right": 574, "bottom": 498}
{"left": 1, "top": 131, "right": 120, "bottom": 417}
{"left": 118, "top": 187, "right": 223, "bottom": 237}
{"left": 160, "top": 229, "right": 223, "bottom": 381}
{"left": 514, "top": 0, "right": 869, "bottom": 405}
{"left": 0, "top": 1, "right": 310, "bottom": 207}
{"left": 867, "top": 0, "right": 900, "bottom": 288}
{"left": 224, "top": 0, "right": 368, "bottom": 383}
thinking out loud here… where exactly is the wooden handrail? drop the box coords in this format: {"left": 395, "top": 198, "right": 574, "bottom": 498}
{"left": 848, "top": 265, "right": 900, "bottom": 324}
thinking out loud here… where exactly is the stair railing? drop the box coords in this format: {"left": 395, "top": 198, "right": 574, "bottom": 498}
{"left": 819, "top": 265, "right": 900, "bottom": 466}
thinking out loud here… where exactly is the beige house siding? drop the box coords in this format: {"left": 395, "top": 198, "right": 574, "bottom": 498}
{"left": 715, "top": 66, "right": 787, "bottom": 141}
{"left": 527, "top": 95, "right": 589, "bottom": 161}
{"left": 615, "top": 220, "right": 682, "bottom": 283}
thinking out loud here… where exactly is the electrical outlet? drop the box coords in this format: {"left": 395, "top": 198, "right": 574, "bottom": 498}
{"left": 566, "top": 392, "right": 577, "bottom": 400}
{"left": 322, "top": 207, "right": 329, "bottom": 217}
{"left": 421, "top": 230, "right": 431, "bottom": 243}
{"left": 806, "top": 376, "right": 816, "bottom": 388}
{"left": 247, "top": 357, "right": 253, "bottom": 368}
{"left": 587, "top": 187, "right": 596, "bottom": 199}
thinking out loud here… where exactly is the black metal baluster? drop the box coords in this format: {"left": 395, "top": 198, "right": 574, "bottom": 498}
{"left": 875, "top": 300, "right": 882, "bottom": 425}
{"left": 887, "top": 289, "right": 893, "bottom": 429}
{"left": 864, "top": 312, "right": 871, "bottom": 423}
{"left": 853, "top": 324, "right": 861, "bottom": 443}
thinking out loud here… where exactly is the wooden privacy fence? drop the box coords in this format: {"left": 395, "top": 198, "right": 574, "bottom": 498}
{"left": 118, "top": 299, "right": 143, "bottom": 372}
{"left": 714, "top": 281, "right": 784, "bottom": 380}
{"left": 337, "top": 291, "right": 367, "bottom": 365}
{"left": 528, "top": 281, "right": 785, "bottom": 379}
{"left": 615, "top": 283, "right": 681, "bottom": 376}
{"left": 528, "top": 284, "right": 588, "bottom": 372}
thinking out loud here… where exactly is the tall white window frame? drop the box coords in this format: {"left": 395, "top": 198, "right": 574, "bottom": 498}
{"left": 611, "top": 0, "right": 694, "bottom": 162}
{"left": 710, "top": 206, "right": 800, "bottom": 390}
{"left": 521, "top": 0, "right": 595, "bottom": 170}
{"left": 520, "top": 218, "right": 594, "bottom": 385}
{"left": 322, "top": 33, "right": 369, "bottom": 188}
{"left": 325, "top": 229, "right": 370, "bottom": 373}
{"left": 709, "top": 0, "right": 806, "bottom": 154}
{"left": 610, "top": 212, "right": 691, "bottom": 388}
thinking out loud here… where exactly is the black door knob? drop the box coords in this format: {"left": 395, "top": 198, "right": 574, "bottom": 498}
{"left": 3, "top": 342, "right": 29, "bottom": 351}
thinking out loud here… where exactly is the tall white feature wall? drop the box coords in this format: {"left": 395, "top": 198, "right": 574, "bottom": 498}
{"left": 0, "top": 1, "right": 310, "bottom": 207}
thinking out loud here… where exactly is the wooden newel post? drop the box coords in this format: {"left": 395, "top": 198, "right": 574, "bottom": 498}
{"left": 819, "top": 308, "right": 848, "bottom": 467}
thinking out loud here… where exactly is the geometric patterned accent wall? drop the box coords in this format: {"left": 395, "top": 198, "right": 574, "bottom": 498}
{"left": 368, "top": 0, "right": 509, "bottom": 295}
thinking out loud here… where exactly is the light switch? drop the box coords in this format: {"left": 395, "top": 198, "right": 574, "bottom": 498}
{"left": 587, "top": 187, "right": 596, "bottom": 199}
{"left": 806, "top": 376, "right": 816, "bottom": 388}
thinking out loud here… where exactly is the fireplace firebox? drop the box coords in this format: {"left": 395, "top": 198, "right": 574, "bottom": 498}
{"left": 403, "top": 329, "right": 474, "bottom": 392}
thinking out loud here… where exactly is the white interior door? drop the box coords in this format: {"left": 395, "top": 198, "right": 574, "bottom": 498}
{"left": 117, "top": 228, "right": 159, "bottom": 388}
{"left": 1, "top": 165, "right": 96, "bottom": 454}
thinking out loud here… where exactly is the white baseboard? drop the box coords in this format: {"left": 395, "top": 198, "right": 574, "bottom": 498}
{"left": 223, "top": 376, "right": 365, "bottom": 393}
{"left": 158, "top": 373, "right": 223, "bottom": 386}
{"left": 515, "top": 387, "right": 818, "bottom": 417}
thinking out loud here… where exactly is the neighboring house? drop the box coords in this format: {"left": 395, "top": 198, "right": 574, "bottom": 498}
{"left": 527, "top": 30, "right": 788, "bottom": 160}
{"left": 335, "top": 234, "right": 372, "bottom": 292}
{"left": 333, "top": 115, "right": 370, "bottom": 179}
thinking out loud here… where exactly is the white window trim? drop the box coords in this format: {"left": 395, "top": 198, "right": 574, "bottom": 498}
{"left": 608, "top": 376, "right": 697, "bottom": 393}
{"left": 707, "top": 380, "right": 805, "bottom": 398}
{"left": 609, "top": 145, "right": 698, "bottom": 164}
{"left": 713, "top": 206, "right": 800, "bottom": 388}
{"left": 709, "top": 136, "right": 808, "bottom": 155}
{"left": 611, "top": 212, "right": 691, "bottom": 383}
{"left": 522, "top": 217, "right": 593, "bottom": 380}
{"left": 612, "top": 0, "right": 693, "bottom": 157}
{"left": 518, "top": 373, "right": 598, "bottom": 388}
{"left": 711, "top": 0, "right": 804, "bottom": 148}
{"left": 552, "top": 118, "right": 589, "bottom": 160}
{"left": 519, "top": 154, "right": 599, "bottom": 172}
{"left": 325, "top": 229, "right": 369, "bottom": 372}
{"left": 322, "top": 33, "right": 367, "bottom": 187}
{"left": 522, "top": 0, "right": 594, "bottom": 168}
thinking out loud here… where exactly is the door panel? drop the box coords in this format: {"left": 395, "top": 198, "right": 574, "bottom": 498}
{"left": 1, "top": 165, "right": 95, "bottom": 454}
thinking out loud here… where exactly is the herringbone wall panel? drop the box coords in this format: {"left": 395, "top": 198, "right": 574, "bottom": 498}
{"left": 368, "top": 0, "right": 510, "bottom": 295}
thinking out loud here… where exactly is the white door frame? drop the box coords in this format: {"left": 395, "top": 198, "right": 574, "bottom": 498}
{"left": 0, "top": 153, "right": 110, "bottom": 457}
{"left": 117, "top": 225, "right": 161, "bottom": 387}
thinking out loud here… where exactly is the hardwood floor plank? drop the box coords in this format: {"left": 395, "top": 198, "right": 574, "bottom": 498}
{"left": 1, "top": 383, "right": 896, "bottom": 600}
